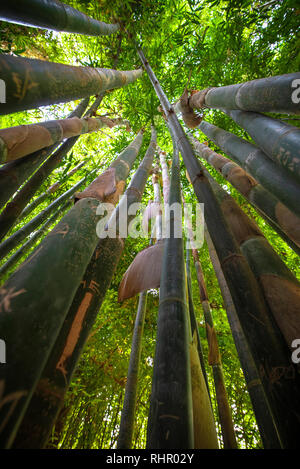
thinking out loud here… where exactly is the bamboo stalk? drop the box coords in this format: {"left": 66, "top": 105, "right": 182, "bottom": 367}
{"left": 0, "top": 115, "right": 130, "bottom": 164}
{"left": 146, "top": 137, "right": 194, "bottom": 448}
{"left": 0, "top": 96, "right": 91, "bottom": 210}
{"left": 189, "top": 73, "right": 300, "bottom": 115}
{"left": 137, "top": 48, "right": 300, "bottom": 448}
{"left": 0, "top": 97, "right": 104, "bottom": 241}
{"left": 18, "top": 161, "right": 86, "bottom": 222}
{"left": 0, "top": 0, "right": 119, "bottom": 35}
{"left": 158, "top": 148, "right": 170, "bottom": 212}
{"left": 0, "top": 195, "right": 102, "bottom": 448}
{"left": 185, "top": 242, "right": 219, "bottom": 449}
{"left": 187, "top": 240, "right": 237, "bottom": 449}
{"left": 205, "top": 228, "right": 281, "bottom": 449}
{"left": 191, "top": 137, "right": 300, "bottom": 253}
{"left": 0, "top": 200, "right": 72, "bottom": 281}
{"left": 199, "top": 120, "right": 300, "bottom": 218}
{"left": 118, "top": 135, "right": 159, "bottom": 449}
{"left": 0, "top": 175, "right": 90, "bottom": 259}
{"left": 12, "top": 129, "right": 154, "bottom": 449}
{"left": 116, "top": 291, "right": 148, "bottom": 449}
{"left": 224, "top": 110, "right": 300, "bottom": 183}
{"left": 0, "top": 54, "right": 143, "bottom": 115}
{"left": 206, "top": 170, "right": 300, "bottom": 349}
{"left": 3, "top": 129, "right": 144, "bottom": 447}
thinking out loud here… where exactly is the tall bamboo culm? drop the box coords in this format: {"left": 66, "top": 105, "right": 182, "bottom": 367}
{"left": 204, "top": 228, "right": 281, "bottom": 449}
{"left": 137, "top": 48, "right": 300, "bottom": 448}
{"left": 191, "top": 137, "right": 300, "bottom": 255}
{"left": 0, "top": 97, "right": 90, "bottom": 210}
{"left": 146, "top": 139, "right": 194, "bottom": 449}
{"left": 0, "top": 54, "right": 143, "bottom": 115}
{"left": 188, "top": 73, "right": 300, "bottom": 115}
{"left": 0, "top": 0, "right": 119, "bottom": 36}
{"left": 198, "top": 120, "right": 300, "bottom": 219}
{"left": 12, "top": 129, "right": 156, "bottom": 449}
{"left": 0, "top": 96, "right": 104, "bottom": 241}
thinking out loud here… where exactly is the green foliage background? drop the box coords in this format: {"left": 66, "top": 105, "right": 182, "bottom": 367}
{"left": 0, "top": 0, "right": 299, "bottom": 449}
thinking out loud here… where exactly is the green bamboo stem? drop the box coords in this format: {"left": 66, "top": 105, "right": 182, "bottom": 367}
{"left": 185, "top": 244, "right": 213, "bottom": 403}
{"left": 138, "top": 48, "right": 300, "bottom": 448}
{"left": 199, "top": 120, "right": 300, "bottom": 218}
{"left": 0, "top": 175, "right": 90, "bottom": 260}
{"left": 0, "top": 96, "right": 91, "bottom": 210}
{"left": 12, "top": 129, "right": 154, "bottom": 449}
{"left": 0, "top": 54, "right": 143, "bottom": 115}
{"left": 146, "top": 137, "right": 194, "bottom": 449}
{"left": 0, "top": 0, "right": 119, "bottom": 35}
{"left": 187, "top": 240, "right": 237, "bottom": 449}
{"left": 191, "top": 137, "right": 300, "bottom": 253}
{"left": 0, "top": 194, "right": 101, "bottom": 448}
{"left": 189, "top": 73, "right": 300, "bottom": 115}
{"left": 18, "top": 161, "right": 86, "bottom": 222}
{"left": 224, "top": 110, "right": 300, "bottom": 183}
{"left": 118, "top": 135, "right": 159, "bottom": 449}
{"left": 158, "top": 147, "right": 170, "bottom": 213}
{"left": 183, "top": 208, "right": 211, "bottom": 400}
{"left": 117, "top": 293, "right": 148, "bottom": 449}
{"left": 0, "top": 115, "right": 130, "bottom": 164}
{"left": 0, "top": 199, "right": 72, "bottom": 281}
{"left": 205, "top": 228, "right": 281, "bottom": 449}
{"left": 207, "top": 171, "right": 300, "bottom": 359}
{"left": 0, "top": 97, "right": 104, "bottom": 241}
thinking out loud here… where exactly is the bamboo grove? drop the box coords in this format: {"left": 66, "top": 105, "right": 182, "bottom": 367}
{"left": 0, "top": 0, "right": 299, "bottom": 450}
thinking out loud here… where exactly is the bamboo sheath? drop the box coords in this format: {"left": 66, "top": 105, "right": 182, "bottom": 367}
{"left": 137, "top": 48, "right": 300, "bottom": 448}
{"left": 199, "top": 120, "right": 300, "bottom": 219}
{"left": 0, "top": 96, "right": 90, "bottom": 210}
{"left": 0, "top": 115, "right": 130, "bottom": 164}
{"left": 0, "top": 54, "right": 143, "bottom": 115}
{"left": 189, "top": 73, "right": 300, "bottom": 115}
{"left": 0, "top": 0, "right": 119, "bottom": 35}
{"left": 191, "top": 137, "right": 300, "bottom": 253}
{"left": 12, "top": 130, "right": 152, "bottom": 449}
{"left": 204, "top": 228, "right": 281, "bottom": 448}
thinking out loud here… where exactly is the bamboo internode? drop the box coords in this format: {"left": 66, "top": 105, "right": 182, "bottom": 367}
{"left": 0, "top": 0, "right": 119, "bottom": 36}
{"left": 189, "top": 73, "right": 300, "bottom": 115}
{"left": 0, "top": 54, "right": 143, "bottom": 115}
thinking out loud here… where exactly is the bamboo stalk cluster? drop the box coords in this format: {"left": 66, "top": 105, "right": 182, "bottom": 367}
{"left": 0, "top": 0, "right": 300, "bottom": 451}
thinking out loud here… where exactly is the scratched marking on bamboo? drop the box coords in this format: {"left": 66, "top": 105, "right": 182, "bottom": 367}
{"left": 0, "top": 380, "right": 27, "bottom": 434}
{"left": 56, "top": 280, "right": 100, "bottom": 377}
{"left": 0, "top": 287, "right": 26, "bottom": 313}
